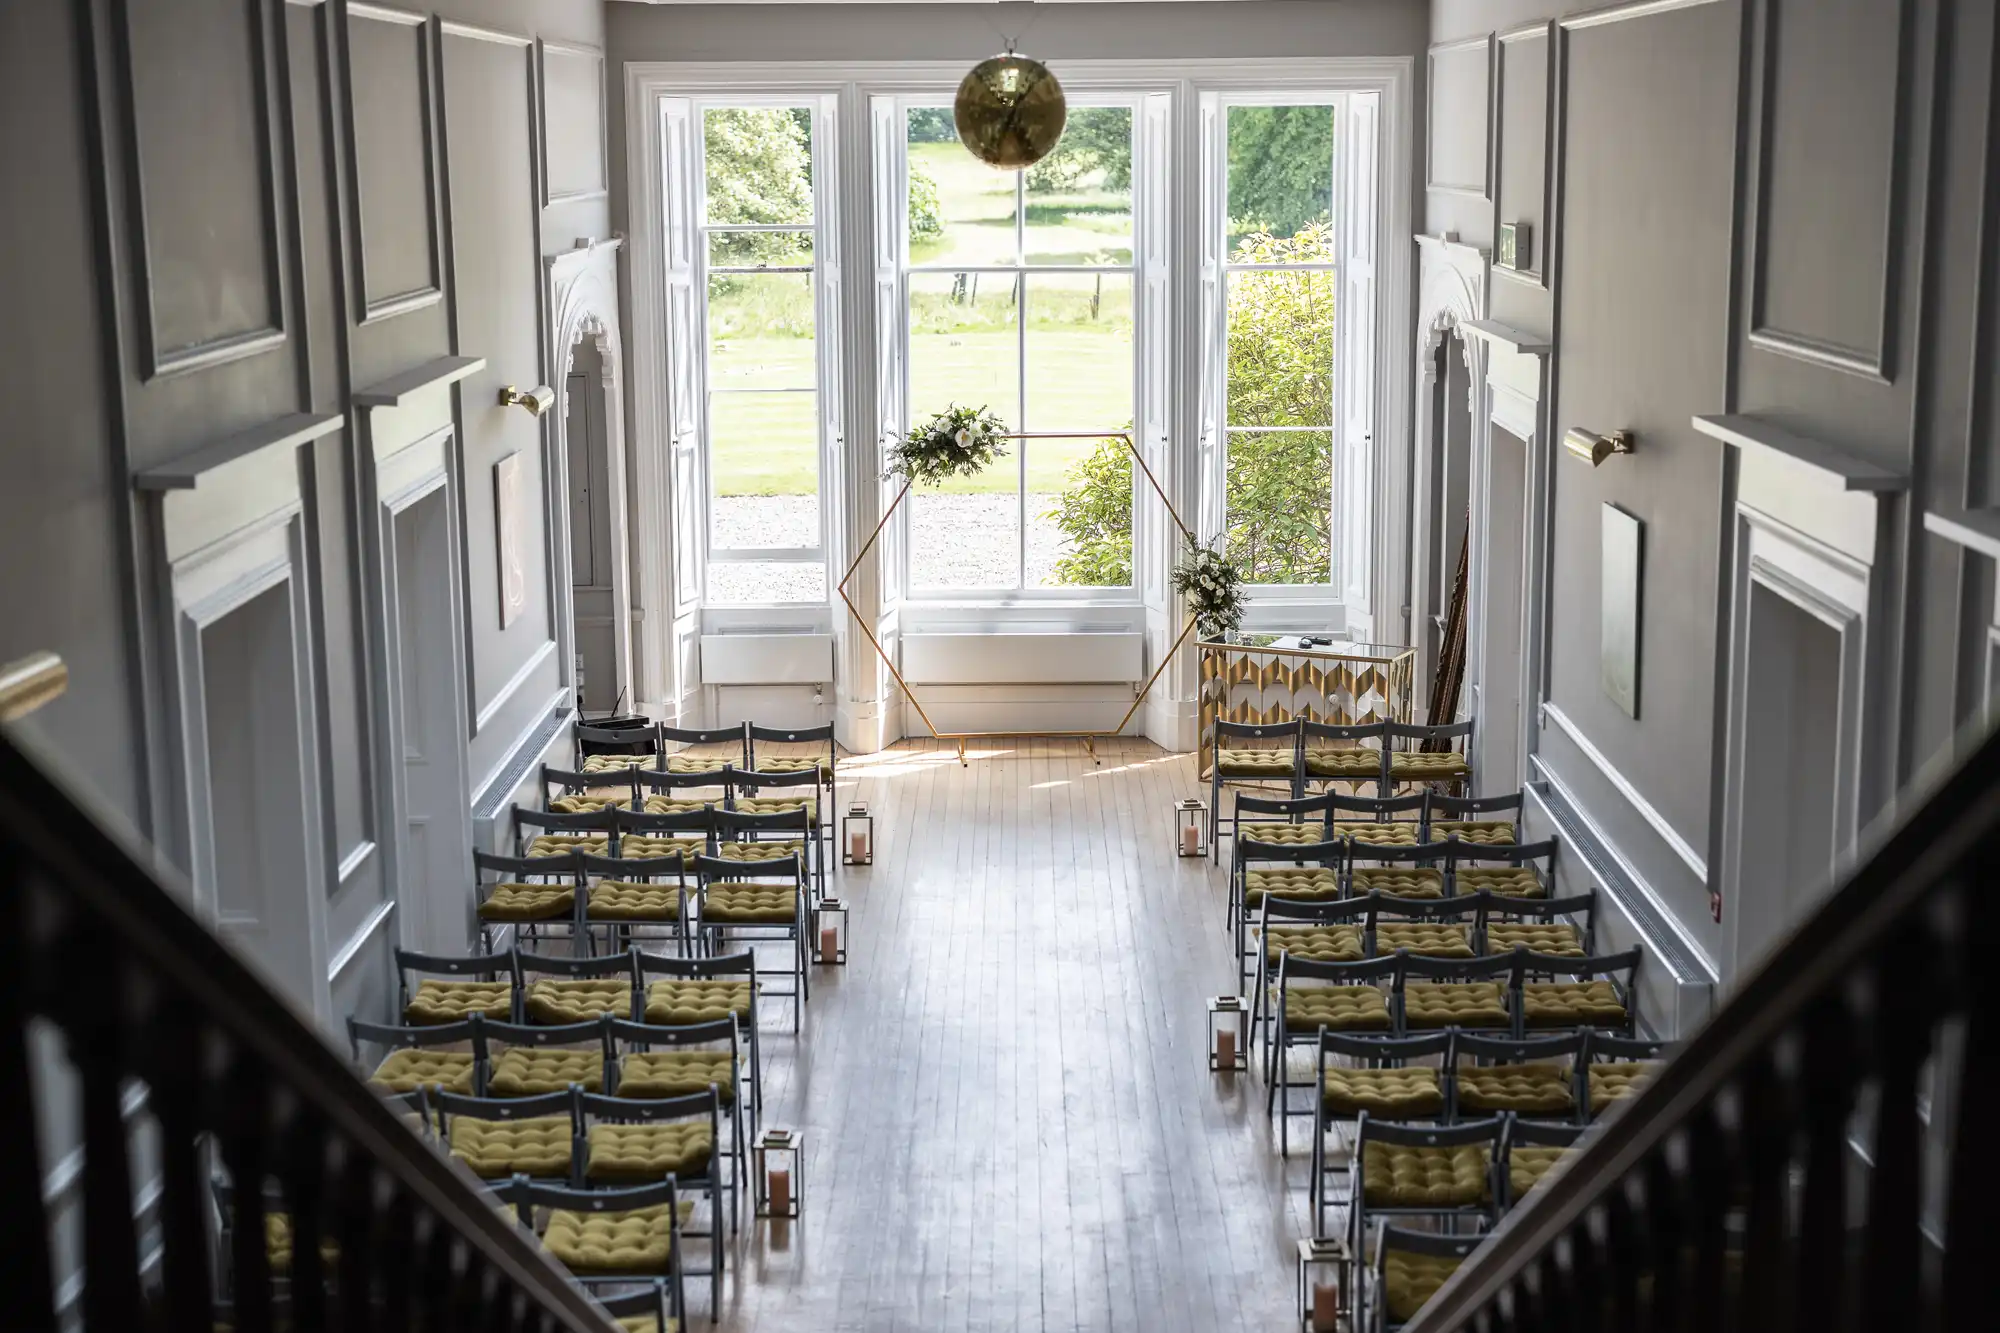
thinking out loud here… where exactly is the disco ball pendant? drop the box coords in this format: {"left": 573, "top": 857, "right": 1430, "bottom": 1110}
{"left": 954, "top": 51, "right": 1067, "bottom": 170}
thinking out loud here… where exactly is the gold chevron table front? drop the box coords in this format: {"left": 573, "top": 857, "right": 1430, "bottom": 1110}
{"left": 1196, "top": 634, "right": 1417, "bottom": 778}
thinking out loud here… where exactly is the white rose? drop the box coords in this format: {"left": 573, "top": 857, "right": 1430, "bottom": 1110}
{"left": 955, "top": 428, "right": 971, "bottom": 448}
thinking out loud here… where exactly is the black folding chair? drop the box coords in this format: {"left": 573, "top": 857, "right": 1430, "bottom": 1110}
{"left": 1210, "top": 718, "right": 1305, "bottom": 861}
{"left": 472, "top": 849, "right": 582, "bottom": 954}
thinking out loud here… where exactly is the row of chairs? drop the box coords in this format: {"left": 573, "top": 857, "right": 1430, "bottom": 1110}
{"left": 576, "top": 720, "right": 836, "bottom": 792}
{"left": 1226, "top": 787, "right": 1525, "bottom": 874}
{"left": 1211, "top": 717, "right": 1476, "bottom": 836}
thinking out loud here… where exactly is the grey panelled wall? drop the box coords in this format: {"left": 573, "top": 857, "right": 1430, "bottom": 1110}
{"left": 1424, "top": 0, "right": 2000, "bottom": 998}
{"left": 0, "top": 0, "right": 607, "bottom": 1032}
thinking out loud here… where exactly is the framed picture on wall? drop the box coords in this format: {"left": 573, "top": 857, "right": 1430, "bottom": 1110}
{"left": 1602, "top": 504, "right": 1643, "bottom": 718}
{"left": 495, "top": 452, "right": 527, "bottom": 629}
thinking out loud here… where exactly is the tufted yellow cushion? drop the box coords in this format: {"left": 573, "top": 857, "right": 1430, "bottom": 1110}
{"left": 589, "top": 881, "right": 682, "bottom": 921}
{"left": 1402, "top": 982, "right": 1511, "bottom": 1030}
{"left": 715, "top": 839, "right": 805, "bottom": 862}
{"left": 449, "top": 1114, "right": 573, "bottom": 1179}
{"left": 370, "top": 1048, "right": 475, "bottom": 1095}
{"left": 616, "top": 1315, "right": 681, "bottom": 1333}
{"left": 1373, "top": 923, "right": 1472, "bottom": 958}
{"left": 666, "top": 753, "right": 733, "bottom": 775}
{"left": 758, "top": 757, "right": 831, "bottom": 779}
{"left": 551, "top": 794, "right": 631, "bottom": 815}
{"left": 1339, "top": 822, "right": 1421, "bottom": 847}
{"left": 1304, "top": 748, "right": 1382, "bottom": 778}
{"left": 488, "top": 1048, "right": 602, "bottom": 1097}
{"left": 1588, "top": 1061, "right": 1657, "bottom": 1113}
{"left": 1352, "top": 867, "right": 1445, "bottom": 900}
{"left": 1264, "top": 925, "right": 1364, "bottom": 964}
{"left": 543, "top": 1201, "right": 693, "bottom": 1274}
{"left": 1509, "top": 1145, "right": 1574, "bottom": 1199}
{"left": 1281, "top": 986, "right": 1392, "bottom": 1033}
{"left": 1456, "top": 1064, "right": 1574, "bottom": 1115}
{"left": 1321, "top": 1065, "right": 1444, "bottom": 1118}
{"left": 1243, "top": 867, "right": 1341, "bottom": 907}
{"left": 264, "top": 1214, "right": 339, "bottom": 1276}
{"left": 734, "top": 796, "right": 817, "bottom": 823}
{"left": 619, "top": 1051, "right": 735, "bottom": 1104}
{"left": 1215, "top": 747, "right": 1296, "bottom": 777}
{"left": 618, "top": 834, "right": 702, "bottom": 864}
{"left": 1487, "top": 923, "right": 1582, "bottom": 956}
{"left": 1522, "top": 981, "right": 1626, "bottom": 1028}
{"left": 580, "top": 754, "right": 659, "bottom": 774}
{"left": 1456, "top": 867, "right": 1544, "bottom": 898}
{"left": 405, "top": 980, "right": 513, "bottom": 1026}
{"left": 703, "top": 882, "right": 800, "bottom": 924}
{"left": 526, "top": 979, "right": 631, "bottom": 1025}
{"left": 1362, "top": 1141, "right": 1492, "bottom": 1208}
{"left": 1389, "top": 752, "right": 1470, "bottom": 780}
{"left": 644, "top": 979, "right": 753, "bottom": 1026}
{"left": 1433, "top": 820, "right": 1514, "bottom": 845}
{"left": 479, "top": 881, "right": 576, "bottom": 923}
{"left": 586, "top": 1121, "right": 715, "bottom": 1183}
{"left": 641, "top": 797, "right": 715, "bottom": 817}
{"left": 1382, "top": 1248, "right": 1465, "bottom": 1324}
{"left": 529, "top": 833, "right": 610, "bottom": 858}
{"left": 1240, "top": 821, "right": 1327, "bottom": 846}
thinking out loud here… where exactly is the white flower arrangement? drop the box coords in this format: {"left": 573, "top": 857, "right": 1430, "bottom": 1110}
{"left": 887, "top": 405, "right": 1010, "bottom": 487}
{"left": 1171, "top": 541, "right": 1247, "bottom": 640}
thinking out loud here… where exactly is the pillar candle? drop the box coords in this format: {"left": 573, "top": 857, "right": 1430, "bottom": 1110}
{"left": 768, "top": 1167, "right": 791, "bottom": 1215}
{"left": 820, "top": 925, "right": 839, "bottom": 961}
{"left": 1215, "top": 1028, "right": 1236, "bottom": 1068}
{"left": 1310, "top": 1281, "right": 1340, "bottom": 1333}
{"left": 1180, "top": 823, "right": 1201, "bottom": 856}
{"left": 849, "top": 829, "right": 868, "bottom": 862}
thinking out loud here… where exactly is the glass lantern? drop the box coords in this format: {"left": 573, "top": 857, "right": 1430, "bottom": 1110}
{"left": 753, "top": 1127, "right": 802, "bottom": 1219}
{"left": 1175, "top": 798, "right": 1210, "bottom": 858}
{"left": 842, "top": 803, "right": 873, "bottom": 866}
{"left": 1208, "top": 994, "right": 1248, "bottom": 1072}
{"left": 813, "top": 896, "right": 848, "bottom": 965}
{"left": 1296, "top": 1237, "right": 1347, "bottom": 1333}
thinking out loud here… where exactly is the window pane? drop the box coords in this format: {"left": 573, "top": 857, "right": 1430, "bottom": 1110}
{"left": 1025, "top": 274, "right": 1133, "bottom": 588}
{"left": 707, "top": 229, "right": 813, "bottom": 269}
{"left": 1225, "top": 430, "right": 1332, "bottom": 585}
{"left": 908, "top": 271, "right": 1019, "bottom": 448}
{"left": 709, "top": 391, "right": 818, "bottom": 550}
{"left": 707, "top": 561, "right": 827, "bottom": 604}
{"left": 1225, "top": 267, "right": 1334, "bottom": 429}
{"left": 708, "top": 273, "right": 813, "bottom": 391}
{"left": 1225, "top": 104, "right": 1334, "bottom": 250}
{"left": 910, "top": 480, "right": 1019, "bottom": 591}
{"left": 908, "top": 108, "right": 1016, "bottom": 266}
{"left": 1025, "top": 105, "right": 1132, "bottom": 265}
{"left": 1032, "top": 430, "right": 1132, "bottom": 588}
{"left": 704, "top": 107, "right": 813, "bottom": 226}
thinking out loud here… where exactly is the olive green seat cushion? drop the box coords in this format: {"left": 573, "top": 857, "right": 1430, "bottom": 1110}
{"left": 586, "top": 1121, "right": 716, "bottom": 1182}
{"left": 1508, "top": 1144, "right": 1574, "bottom": 1200}
{"left": 1281, "top": 985, "right": 1392, "bottom": 1033}
{"left": 758, "top": 757, "right": 831, "bottom": 779}
{"left": 1239, "top": 821, "right": 1328, "bottom": 847}
{"left": 1263, "top": 924, "right": 1364, "bottom": 964}
{"left": 1304, "top": 748, "right": 1382, "bottom": 778}
{"left": 580, "top": 754, "right": 659, "bottom": 774}
{"left": 479, "top": 881, "right": 576, "bottom": 923}
{"left": 588, "top": 880, "right": 682, "bottom": 921}
{"left": 641, "top": 797, "right": 715, "bottom": 817}
{"left": 644, "top": 979, "right": 753, "bottom": 1026}
{"left": 1321, "top": 1065, "right": 1444, "bottom": 1118}
{"left": 1215, "top": 747, "right": 1296, "bottom": 777}
{"left": 703, "top": 882, "right": 800, "bottom": 924}
{"left": 1402, "top": 982, "right": 1511, "bottom": 1030}
{"left": 449, "top": 1114, "right": 572, "bottom": 1178}
{"left": 618, "top": 833, "right": 702, "bottom": 863}
{"left": 405, "top": 980, "right": 513, "bottom": 1026}
{"left": 528, "top": 833, "right": 611, "bottom": 858}
{"left": 1522, "top": 980, "right": 1627, "bottom": 1028}
{"left": 617, "top": 1315, "right": 681, "bottom": 1333}
{"left": 1373, "top": 923, "right": 1472, "bottom": 958}
{"left": 618, "top": 1050, "right": 735, "bottom": 1104}
{"left": 1486, "top": 923, "right": 1582, "bottom": 956}
{"left": 733, "top": 796, "right": 817, "bottom": 823}
{"left": 1362, "top": 1141, "right": 1492, "bottom": 1208}
{"left": 715, "top": 839, "right": 806, "bottom": 862}
{"left": 1455, "top": 867, "right": 1543, "bottom": 898}
{"left": 666, "top": 753, "right": 733, "bottom": 775}
{"left": 526, "top": 978, "right": 631, "bottom": 1025}
{"left": 543, "top": 1200, "right": 694, "bottom": 1274}
{"left": 1588, "top": 1061, "right": 1657, "bottom": 1114}
{"left": 1432, "top": 820, "right": 1514, "bottom": 845}
{"left": 1388, "top": 752, "right": 1470, "bottom": 781}
{"left": 1382, "top": 1248, "right": 1465, "bottom": 1324}
{"left": 1456, "top": 1063, "right": 1575, "bottom": 1116}
{"left": 369, "top": 1048, "right": 475, "bottom": 1095}
{"left": 487, "top": 1047, "right": 602, "bottom": 1097}
{"left": 550, "top": 794, "right": 631, "bottom": 815}
{"left": 1340, "top": 822, "right": 1421, "bottom": 848}
{"left": 263, "top": 1214, "right": 339, "bottom": 1276}
{"left": 1352, "top": 867, "right": 1444, "bottom": 900}
{"left": 1243, "top": 867, "right": 1341, "bottom": 907}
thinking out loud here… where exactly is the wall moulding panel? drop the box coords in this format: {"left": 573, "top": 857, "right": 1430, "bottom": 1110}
{"left": 1426, "top": 34, "right": 1493, "bottom": 198}
{"left": 1491, "top": 22, "right": 1552, "bottom": 291}
{"left": 343, "top": 3, "right": 445, "bottom": 324}
{"left": 540, "top": 41, "right": 607, "bottom": 205}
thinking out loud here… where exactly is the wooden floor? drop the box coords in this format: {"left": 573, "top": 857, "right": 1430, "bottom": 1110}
{"left": 712, "top": 738, "right": 1309, "bottom": 1332}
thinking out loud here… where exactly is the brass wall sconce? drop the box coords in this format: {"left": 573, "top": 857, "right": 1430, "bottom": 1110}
{"left": 1563, "top": 427, "right": 1636, "bottom": 467}
{"left": 497, "top": 384, "right": 556, "bottom": 417}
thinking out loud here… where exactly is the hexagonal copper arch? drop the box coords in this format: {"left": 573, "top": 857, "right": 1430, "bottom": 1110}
{"left": 837, "top": 432, "right": 1199, "bottom": 763}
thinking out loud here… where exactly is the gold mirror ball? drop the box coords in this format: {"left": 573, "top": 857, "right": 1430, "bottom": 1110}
{"left": 954, "top": 53, "right": 1067, "bottom": 169}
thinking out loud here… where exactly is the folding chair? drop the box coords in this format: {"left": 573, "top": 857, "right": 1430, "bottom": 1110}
{"left": 1229, "top": 792, "right": 1338, "bottom": 926}
{"left": 634, "top": 951, "right": 763, "bottom": 1124}
{"left": 1480, "top": 889, "right": 1596, "bottom": 958}
{"left": 1235, "top": 836, "right": 1345, "bottom": 995}
{"left": 1311, "top": 1030, "right": 1451, "bottom": 1238}
{"left": 542, "top": 762, "right": 638, "bottom": 814}
{"left": 1498, "top": 1115, "right": 1586, "bottom": 1211}
{"left": 745, "top": 721, "right": 836, "bottom": 804}
{"left": 474, "top": 1015, "right": 607, "bottom": 1097}
{"left": 591, "top": 1280, "right": 685, "bottom": 1333}
{"left": 576, "top": 720, "right": 661, "bottom": 773}
{"left": 581, "top": 850, "right": 693, "bottom": 958}
{"left": 1448, "top": 1030, "right": 1585, "bottom": 1125}
{"left": 1330, "top": 792, "right": 1429, "bottom": 853}
{"left": 1394, "top": 953, "right": 1521, "bottom": 1037}
{"left": 1346, "top": 1115, "right": 1502, "bottom": 1293}
{"left": 695, "top": 852, "right": 808, "bottom": 1031}
{"left": 395, "top": 947, "right": 518, "bottom": 1025}
{"left": 579, "top": 1086, "right": 734, "bottom": 1241}
{"left": 1384, "top": 719, "right": 1474, "bottom": 795}
{"left": 1210, "top": 718, "right": 1305, "bottom": 861}
{"left": 1583, "top": 1030, "right": 1674, "bottom": 1118}
{"left": 660, "top": 723, "right": 749, "bottom": 775}
{"left": 1251, "top": 894, "right": 1372, "bottom": 1058}
{"left": 1366, "top": 1226, "right": 1482, "bottom": 1331}
{"left": 1301, "top": 718, "right": 1390, "bottom": 795}
{"left": 431, "top": 1086, "right": 581, "bottom": 1183}
{"left": 1346, "top": 840, "right": 1455, "bottom": 902}
{"left": 1447, "top": 837, "right": 1558, "bottom": 901}
{"left": 517, "top": 949, "right": 639, "bottom": 1025}
{"left": 516, "top": 806, "right": 616, "bottom": 860}
{"left": 1365, "top": 894, "right": 1481, "bottom": 959}
{"left": 503, "top": 1177, "right": 710, "bottom": 1318}
{"left": 473, "top": 849, "right": 582, "bottom": 954}
{"left": 609, "top": 1015, "right": 752, "bottom": 1180}
{"left": 1267, "top": 954, "right": 1398, "bottom": 1156}
{"left": 725, "top": 768, "right": 826, "bottom": 901}
{"left": 1424, "top": 789, "right": 1522, "bottom": 846}
{"left": 634, "top": 768, "right": 729, "bottom": 817}
{"left": 347, "top": 1016, "right": 479, "bottom": 1095}
{"left": 1518, "top": 948, "right": 1642, "bottom": 1035}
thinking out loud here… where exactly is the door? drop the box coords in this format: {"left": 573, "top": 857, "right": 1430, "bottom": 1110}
{"left": 393, "top": 486, "right": 471, "bottom": 952}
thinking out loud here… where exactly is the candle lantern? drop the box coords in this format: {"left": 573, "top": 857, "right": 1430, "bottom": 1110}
{"left": 1207, "top": 994, "right": 1248, "bottom": 1072}
{"left": 842, "top": 803, "right": 874, "bottom": 866}
{"left": 753, "top": 1127, "right": 803, "bottom": 1219}
{"left": 1175, "top": 798, "right": 1210, "bottom": 858}
{"left": 813, "top": 896, "right": 849, "bottom": 965}
{"left": 1296, "top": 1237, "right": 1347, "bottom": 1333}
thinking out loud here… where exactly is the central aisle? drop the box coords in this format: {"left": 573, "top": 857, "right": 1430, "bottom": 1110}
{"left": 717, "top": 739, "right": 1305, "bottom": 1332}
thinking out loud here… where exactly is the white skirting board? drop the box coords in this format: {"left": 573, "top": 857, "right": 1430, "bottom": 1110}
{"left": 901, "top": 631, "right": 1146, "bottom": 685}
{"left": 700, "top": 632, "right": 835, "bottom": 685}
